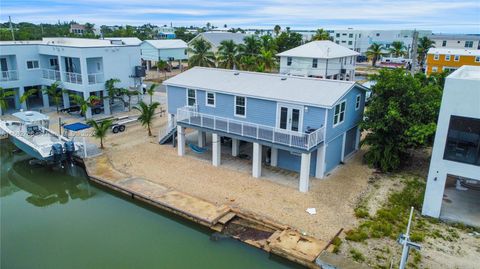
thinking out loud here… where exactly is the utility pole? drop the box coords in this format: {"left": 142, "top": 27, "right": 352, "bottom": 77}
{"left": 9, "top": 16, "right": 15, "bottom": 41}
{"left": 410, "top": 30, "right": 419, "bottom": 75}
{"left": 398, "top": 207, "right": 421, "bottom": 269}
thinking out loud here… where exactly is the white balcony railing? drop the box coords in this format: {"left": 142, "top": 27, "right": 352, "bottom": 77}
{"left": 63, "top": 71, "right": 83, "bottom": 84}
{"left": 88, "top": 73, "right": 104, "bottom": 84}
{"left": 1, "top": 70, "right": 18, "bottom": 81}
{"left": 177, "top": 107, "right": 325, "bottom": 150}
{"left": 42, "top": 69, "right": 61, "bottom": 81}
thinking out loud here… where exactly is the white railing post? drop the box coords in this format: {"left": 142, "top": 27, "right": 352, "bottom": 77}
{"left": 241, "top": 124, "right": 244, "bottom": 136}
{"left": 213, "top": 115, "right": 216, "bottom": 130}
{"left": 227, "top": 119, "right": 230, "bottom": 133}
{"left": 256, "top": 126, "right": 259, "bottom": 139}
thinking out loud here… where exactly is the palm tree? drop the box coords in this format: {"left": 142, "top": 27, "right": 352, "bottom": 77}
{"left": 389, "top": 41, "right": 406, "bottom": 57}
{"left": 239, "top": 55, "right": 257, "bottom": 71}
{"left": 366, "top": 43, "right": 385, "bottom": 67}
{"left": 312, "top": 28, "right": 331, "bottom": 41}
{"left": 146, "top": 83, "right": 157, "bottom": 104}
{"left": 257, "top": 48, "right": 277, "bottom": 72}
{"left": 104, "top": 78, "right": 121, "bottom": 105}
{"left": 87, "top": 119, "right": 113, "bottom": 149}
{"left": 119, "top": 88, "right": 140, "bottom": 111}
{"left": 238, "top": 35, "right": 261, "bottom": 57}
{"left": 134, "top": 101, "right": 160, "bottom": 136}
{"left": 417, "top": 36, "right": 436, "bottom": 69}
{"left": 217, "top": 40, "right": 239, "bottom": 69}
{"left": 260, "top": 35, "right": 277, "bottom": 53}
{"left": 273, "top": 25, "right": 281, "bottom": 36}
{"left": 0, "top": 87, "right": 16, "bottom": 115}
{"left": 188, "top": 39, "right": 216, "bottom": 67}
{"left": 42, "top": 81, "right": 64, "bottom": 112}
{"left": 70, "top": 94, "right": 100, "bottom": 120}
{"left": 156, "top": 60, "right": 168, "bottom": 79}
{"left": 20, "top": 88, "right": 38, "bottom": 108}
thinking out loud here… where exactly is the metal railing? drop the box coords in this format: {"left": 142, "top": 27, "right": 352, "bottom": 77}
{"left": 42, "top": 69, "right": 61, "bottom": 81}
{"left": 158, "top": 117, "right": 177, "bottom": 142}
{"left": 88, "top": 73, "right": 104, "bottom": 84}
{"left": 1, "top": 70, "right": 18, "bottom": 81}
{"left": 63, "top": 71, "right": 83, "bottom": 84}
{"left": 177, "top": 107, "right": 325, "bottom": 150}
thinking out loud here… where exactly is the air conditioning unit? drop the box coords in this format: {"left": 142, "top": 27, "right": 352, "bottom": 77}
{"left": 340, "top": 68, "right": 347, "bottom": 74}
{"left": 134, "top": 66, "right": 146, "bottom": 77}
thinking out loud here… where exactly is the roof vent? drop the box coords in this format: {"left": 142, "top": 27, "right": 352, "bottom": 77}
{"left": 281, "top": 77, "right": 287, "bottom": 81}
{"left": 234, "top": 72, "right": 240, "bottom": 75}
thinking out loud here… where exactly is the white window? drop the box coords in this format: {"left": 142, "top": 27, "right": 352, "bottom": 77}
{"left": 187, "top": 89, "right": 196, "bottom": 106}
{"left": 355, "top": 95, "right": 361, "bottom": 110}
{"left": 234, "top": 96, "right": 246, "bottom": 117}
{"left": 26, "top": 60, "right": 39, "bottom": 69}
{"left": 475, "top": 56, "right": 480, "bottom": 62}
{"left": 333, "top": 100, "right": 346, "bottom": 126}
{"left": 206, "top": 92, "right": 215, "bottom": 107}
{"left": 454, "top": 55, "right": 460, "bottom": 61}
{"left": 432, "top": 66, "right": 438, "bottom": 73}
{"left": 445, "top": 55, "right": 451, "bottom": 61}
{"left": 312, "top": 58, "right": 318, "bottom": 68}
{"left": 434, "top": 54, "right": 439, "bottom": 60}
{"left": 287, "top": 57, "right": 292, "bottom": 66}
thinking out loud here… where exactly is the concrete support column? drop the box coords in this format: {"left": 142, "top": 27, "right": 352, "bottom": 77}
{"left": 198, "top": 131, "right": 206, "bottom": 147}
{"left": 299, "top": 153, "right": 311, "bottom": 193}
{"left": 212, "top": 133, "right": 221, "bottom": 167}
{"left": 252, "top": 142, "right": 262, "bottom": 178}
{"left": 14, "top": 88, "right": 21, "bottom": 109}
{"left": 41, "top": 86, "right": 49, "bottom": 108}
{"left": 315, "top": 144, "right": 326, "bottom": 179}
{"left": 177, "top": 126, "right": 185, "bottom": 156}
{"left": 340, "top": 132, "right": 346, "bottom": 162}
{"left": 83, "top": 91, "right": 92, "bottom": 119}
{"left": 355, "top": 126, "right": 361, "bottom": 150}
{"left": 422, "top": 172, "right": 447, "bottom": 218}
{"left": 103, "top": 90, "right": 111, "bottom": 115}
{"left": 231, "top": 138, "right": 239, "bottom": 157}
{"left": 62, "top": 91, "right": 70, "bottom": 108}
{"left": 18, "top": 87, "right": 27, "bottom": 110}
{"left": 270, "top": 147, "right": 278, "bottom": 167}
{"left": 80, "top": 57, "right": 88, "bottom": 86}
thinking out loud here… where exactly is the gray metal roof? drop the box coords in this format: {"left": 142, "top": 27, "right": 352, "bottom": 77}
{"left": 430, "top": 34, "right": 480, "bottom": 41}
{"left": 144, "top": 39, "right": 188, "bottom": 49}
{"left": 277, "top": 41, "right": 359, "bottom": 59}
{"left": 164, "top": 67, "right": 363, "bottom": 108}
{"left": 190, "top": 32, "right": 247, "bottom": 47}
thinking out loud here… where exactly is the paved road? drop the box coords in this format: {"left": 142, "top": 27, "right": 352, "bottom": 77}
{"left": 143, "top": 81, "right": 166, "bottom": 93}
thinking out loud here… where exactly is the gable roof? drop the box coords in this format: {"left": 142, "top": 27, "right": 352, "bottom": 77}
{"left": 277, "top": 40, "right": 360, "bottom": 59}
{"left": 190, "top": 32, "right": 247, "bottom": 47}
{"left": 164, "top": 67, "right": 365, "bottom": 108}
{"left": 427, "top": 47, "right": 480, "bottom": 57}
{"left": 144, "top": 39, "right": 188, "bottom": 49}
{"left": 104, "top": 37, "right": 142, "bottom": 45}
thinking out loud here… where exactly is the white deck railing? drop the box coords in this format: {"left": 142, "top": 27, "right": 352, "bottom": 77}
{"left": 42, "top": 69, "right": 61, "bottom": 81}
{"left": 88, "top": 73, "right": 104, "bottom": 84}
{"left": 63, "top": 71, "right": 83, "bottom": 84}
{"left": 1, "top": 70, "right": 18, "bottom": 81}
{"left": 177, "top": 107, "right": 325, "bottom": 150}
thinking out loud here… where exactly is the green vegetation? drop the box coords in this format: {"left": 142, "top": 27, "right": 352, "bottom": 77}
{"left": 331, "top": 236, "right": 342, "bottom": 254}
{"left": 42, "top": 82, "right": 64, "bottom": 112}
{"left": 217, "top": 40, "right": 240, "bottom": 69}
{"left": 389, "top": 41, "right": 406, "bottom": 57}
{"left": 350, "top": 248, "right": 365, "bottom": 262}
{"left": 87, "top": 119, "right": 113, "bottom": 149}
{"left": 0, "top": 87, "right": 15, "bottom": 113}
{"left": 361, "top": 68, "right": 443, "bottom": 172}
{"left": 417, "top": 36, "right": 436, "bottom": 69}
{"left": 134, "top": 101, "right": 160, "bottom": 136}
{"left": 366, "top": 43, "right": 385, "bottom": 66}
{"left": 188, "top": 39, "right": 216, "bottom": 68}
{"left": 311, "top": 28, "right": 331, "bottom": 41}
{"left": 70, "top": 94, "right": 100, "bottom": 120}
{"left": 146, "top": 83, "right": 157, "bottom": 104}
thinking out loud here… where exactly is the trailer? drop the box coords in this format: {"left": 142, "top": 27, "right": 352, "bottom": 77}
{"left": 111, "top": 115, "right": 138, "bottom": 134}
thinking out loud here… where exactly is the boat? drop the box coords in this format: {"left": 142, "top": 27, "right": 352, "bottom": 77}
{"left": 0, "top": 111, "right": 78, "bottom": 163}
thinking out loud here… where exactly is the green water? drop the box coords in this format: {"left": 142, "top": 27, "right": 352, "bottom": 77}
{"left": 0, "top": 140, "right": 301, "bottom": 269}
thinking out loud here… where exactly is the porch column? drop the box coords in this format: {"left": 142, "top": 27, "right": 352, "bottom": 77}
{"left": 83, "top": 91, "right": 92, "bottom": 119}
{"left": 252, "top": 142, "right": 262, "bottom": 178}
{"left": 340, "top": 132, "right": 346, "bottom": 162}
{"left": 177, "top": 126, "right": 185, "bottom": 156}
{"left": 14, "top": 88, "right": 21, "bottom": 109}
{"left": 232, "top": 138, "right": 239, "bottom": 157}
{"left": 422, "top": 172, "right": 447, "bottom": 218}
{"left": 41, "top": 86, "right": 49, "bottom": 109}
{"left": 80, "top": 57, "right": 88, "bottom": 86}
{"left": 19, "top": 87, "right": 27, "bottom": 110}
{"left": 62, "top": 91, "right": 70, "bottom": 108}
{"left": 103, "top": 90, "right": 111, "bottom": 115}
{"left": 212, "top": 133, "right": 221, "bottom": 167}
{"left": 299, "top": 153, "right": 311, "bottom": 193}
{"left": 198, "top": 131, "right": 206, "bottom": 147}
{"left": 270, "top": 147, "right": 278, "bottom": 167}
{"left": 315, "top": 144, "right": 326, "bottom": 179}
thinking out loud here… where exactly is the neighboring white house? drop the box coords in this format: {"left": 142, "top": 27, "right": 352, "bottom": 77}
{"left": 140, "top": 39, "right": 188, "bottom": 69}
{"left": 277, "top": 40, "right": 359, "bottom": 81}
{"left": 188, "top": 32, "right": 246, "bottom": 54}
{"left": 422, "top": 65, "right": 480, "bottom": 226}
{"left": 0, "top": 37, "right": 143, "bottom": 118}
{"left": 104, "top": 37, "right": 142, "bottom": 46}
{"left": 430, "top": 34, "right": 480, "bottom": 50}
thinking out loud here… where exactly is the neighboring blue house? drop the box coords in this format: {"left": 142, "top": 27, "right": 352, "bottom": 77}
{"left": 140, "top": 40, "right": 188, "bottom": 70}
{"left": 162, "top": 67, "right": 366, "bottom": 192}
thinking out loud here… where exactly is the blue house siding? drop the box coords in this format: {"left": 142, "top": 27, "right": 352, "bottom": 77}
{"left": 277, "top": 149, "right": 317, "bottom": 176}
{"left": 166, "top": 86, "right": 187, "bottom": 114}
{"left": 159, "top": 48, "right": 188, "bottom": 61}
{"left": 303, "top": 106, "right": 326, "bottom": 131}
{"left": 140, "top": 42, "right": 159, "bottom": 61}
{"left": 325, "top": 86, "right": 365, "bottom": 143}
{"left": 325, "top": 134, "right": 344, "bottom": 173}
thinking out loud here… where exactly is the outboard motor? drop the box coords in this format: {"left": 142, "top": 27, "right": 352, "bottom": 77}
{"left": 64, "top": 141, "right": 75, "bottom": 162}
{"left": 51, "top": 143, "right": 63, "bottom": 163}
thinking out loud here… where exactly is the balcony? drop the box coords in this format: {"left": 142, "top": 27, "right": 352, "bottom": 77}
{"left": 177, "top": 107, "right": 325, "bottom": 151}
{"left": 42, "top": 69, "right": 61, "bottom": 81}
{"left": 88, "top": 73, "right": 104, "bottom": 84}
{"left": 1, "top": 70, "right": 18, "bottom": 81}
{"left": 63, "top": 71, "right": 83, "bottom": 84}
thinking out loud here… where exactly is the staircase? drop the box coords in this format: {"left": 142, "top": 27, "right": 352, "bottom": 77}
{"left": 159, "top": 118, "right": 177, "bottom": 145}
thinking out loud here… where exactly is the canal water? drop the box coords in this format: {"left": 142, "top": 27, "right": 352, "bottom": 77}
{"left": 0, "top": 140, "right": 301, "bottom": 269}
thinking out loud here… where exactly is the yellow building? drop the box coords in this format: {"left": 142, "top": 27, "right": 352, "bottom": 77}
{"left": 426, "top": 48, "right": 480, "bottom": 75}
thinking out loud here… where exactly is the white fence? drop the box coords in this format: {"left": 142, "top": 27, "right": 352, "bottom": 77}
{"left": 1, "top": 70, "right": 18, "bottom": 81}
{"left": 177, "top": 107, "right": 325, "bottom": 150}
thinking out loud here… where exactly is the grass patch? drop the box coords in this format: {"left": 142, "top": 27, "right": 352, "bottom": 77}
{"left": 331, "top": 236, "right": 342, "bottom": 253}
{"left": 350, "top": 248, "right": 365, "bottom": 262}
{"left": 355, "top": 207, "right": 370, "bottom": 218}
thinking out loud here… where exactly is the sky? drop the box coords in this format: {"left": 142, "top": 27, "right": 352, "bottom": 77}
{"left": 1, "top": 0, "right": 479, "bottom": 33}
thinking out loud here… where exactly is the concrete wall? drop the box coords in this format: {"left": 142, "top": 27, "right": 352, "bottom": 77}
{"left": 325, "top": 133, "right": 344, "bottom": 173}
{"left": 140, "top": 42, "right": 160, "bottom": 61}
{"left": 277, "top": 148, "right": 317, "bottom": 176}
